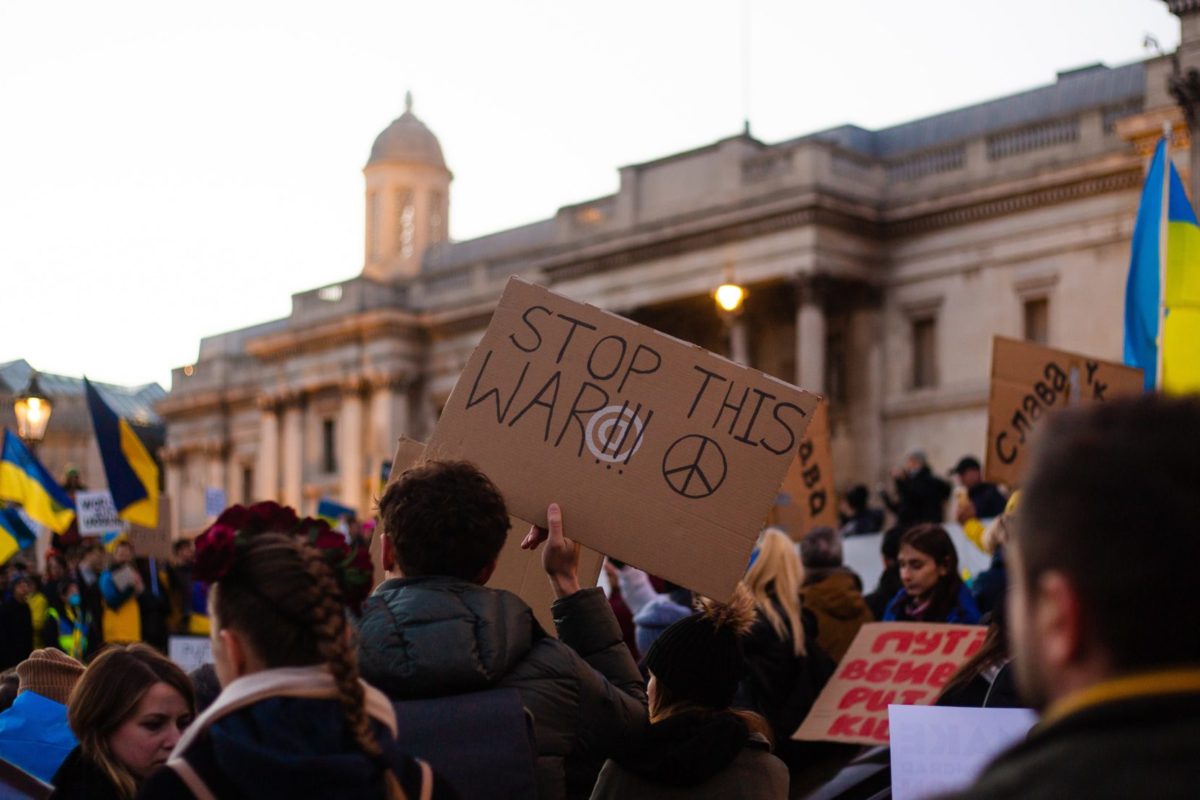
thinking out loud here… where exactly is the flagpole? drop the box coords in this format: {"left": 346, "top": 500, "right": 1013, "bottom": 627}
{"left": 1158, "top": 122, "right": 1171, "bottom": 392}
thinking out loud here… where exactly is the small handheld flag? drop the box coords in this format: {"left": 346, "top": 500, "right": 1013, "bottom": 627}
{"left": 84, "top": 378, "right": 159, "bottom": 528}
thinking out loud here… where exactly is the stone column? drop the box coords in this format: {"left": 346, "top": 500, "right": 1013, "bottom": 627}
{"left": 339, "top": 380, "right": 366, "bottom": 514}
{"left": 368, "top": 374, "right": 409, "bottom": 483}
{"left": 848, "top": 295, "right": 886, "bottom": 484}
{"left": 795, "top": 275, "right": 831, "bottom": 394}
{"left": 163, "top": 448, "right": 185, "bottom": 538}
{"left": 281, "top": 395, "right": 305, "bottom": 511}
{"left": 255, "top": 397, "right": 280, "bottom": 502}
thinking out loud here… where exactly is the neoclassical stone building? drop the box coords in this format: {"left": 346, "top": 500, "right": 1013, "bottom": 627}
{"left": 159, "top": 6, "right": 1200, "bottom": 537}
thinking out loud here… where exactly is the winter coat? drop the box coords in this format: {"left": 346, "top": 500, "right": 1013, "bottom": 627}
{"left": 43, "top": 604, "right": 91, "bottom": 661}
{"left": 971, "top": 549, "right": 1008, "bottom": 617}
{"left": 51, "top": 746, "right": 124, "bottom": 800}
{"left": 0, "top": 596, "right": 33, "bottom": 670}
{"left": 883, "top": 582, "right": 982, "bottom": 625}
{"left": 734, "top": 599, "right": 835, "bottom": 744}
{"left": 968, "top": 482, "right": 1008, "bottom": 520}
{"left": 356, "top": 577, "right": 649, "bottom": 800}
{"left": 933, "top": 673, "right": 1200, "bottom": 800}
{"left": 589, "top": 711, "right": 787, "bottom": 799}
{"left": 74, "top": 565, "right": 105, "bottom": 650}
{"left": 138, "top": 666, "right": 448, "bottom": 800}
{"left": 802, "top": 568, "right": 874, "bottom": 663}
{"left": 99, "top": 566, "right": 141, "bottom": 644}
{"left": 886, "top": 467, "right": 951, "bottom": 526}
{"left": 0, "top": 690, "right": 76, "bottom": 783}
{"left": 617, "top": 568, "right": 692, "bottom": 655}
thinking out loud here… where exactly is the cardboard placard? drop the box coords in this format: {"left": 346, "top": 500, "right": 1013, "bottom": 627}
{"left": 75, "top": 490, "right": 121, "bottom": 535}
{"left": 793, "top": 622, "right": 986, "bottom": 745}
{"left": 427, "top": 277, "right": 820, "bottom": 599}
{"left": 889, "top": 705, "right": 1037, "bottom": 800}
{"left": 768, "top": 400, "right": 838, "bottom": 539}
{"left": 377, "top": 435, "right": 604, "bottom": 636}
{"left": 168, "top": 635, "right": 213, "bottom": 673}
{"left": 985, "top": 337, "right": 1143, "bottom": 487}
{"left": 127, "top": 496, "right": 172, "bottom": 560}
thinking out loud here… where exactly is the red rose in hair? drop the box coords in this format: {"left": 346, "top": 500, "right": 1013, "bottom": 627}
{"left": 194, "top": 523, "right": 238, "bottom": 583}
{"left": 215, "top": 504, "right": 251, "bottom": 530}
{"left": 245, "top": 502, "right": 299, "bottom": 534}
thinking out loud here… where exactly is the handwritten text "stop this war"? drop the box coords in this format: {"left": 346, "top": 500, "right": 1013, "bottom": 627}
{"left": 460, "top": 304, "right": 808, "bottom": 465}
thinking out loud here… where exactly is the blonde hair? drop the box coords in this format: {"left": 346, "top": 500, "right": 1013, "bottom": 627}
{"left": 742, "top": 528, "right": 806, "bottom": 656}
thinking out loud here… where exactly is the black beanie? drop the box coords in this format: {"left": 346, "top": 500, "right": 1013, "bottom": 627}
{"left": 644, "top": 594, "right": 753, "bottom": 710}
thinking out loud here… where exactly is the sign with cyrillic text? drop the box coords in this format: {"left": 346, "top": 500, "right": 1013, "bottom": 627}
{"left": 768, "top": 400, "right": 838, "bottom": 539}
{"left": 427, "top": 277, "right": 820, "bottom": 599}
{"left": 985, "top": 337, "right": 1142, "bottom": 487}
{"left": 793, "top": 622, "right": 986, "bottom": 745}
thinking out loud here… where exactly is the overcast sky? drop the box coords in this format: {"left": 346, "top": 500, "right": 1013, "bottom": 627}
{"left": 0, "top": 0, "right": 1180, "bottom": 390}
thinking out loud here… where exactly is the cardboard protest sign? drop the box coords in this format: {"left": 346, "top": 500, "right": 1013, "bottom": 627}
{"left": 378, "top": 435, "right": 604, "bottom": 636}
{"left": 127, "top": 496, "right": 172, "bottom": 559}
{"left": 168, "top": 635, "right": 213, "bottom": 672}
{"left": 427, "top": 277, "right": 820, "bottom": 599}
{"left": 985, "top": 337, "right": 1143, "bottom": 486}
{"left": 889, "top": 705, "right": 1037, "bottom": 800}
{"left": 768, "top": 400, "right": 838, "bottom": 539}
{"left": 793, "top": 622, "right": 986, "bottom": 745}
{"left": 75, "top": 490, "right": 121, "bottom": 535}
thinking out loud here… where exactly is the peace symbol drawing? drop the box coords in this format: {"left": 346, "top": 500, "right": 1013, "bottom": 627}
{"left": 661, "top": 434, "right": 728, "bottom": 499}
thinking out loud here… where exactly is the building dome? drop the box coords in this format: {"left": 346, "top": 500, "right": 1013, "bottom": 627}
{"left": 367, "top": 92, "right": 446, "bottom": 169}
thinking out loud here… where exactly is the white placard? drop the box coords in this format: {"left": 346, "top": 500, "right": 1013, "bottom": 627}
{"left": 75, "top": 490, "right": 122, "bottom": 535}
{"left": 889, "top": 704, "right": 1037, "bottom": 800}
{"left": 204, "top": 487, "right": 227, "bottom": 518}
{"left": 168, "top": 635, "right": 213, "bottom": 673}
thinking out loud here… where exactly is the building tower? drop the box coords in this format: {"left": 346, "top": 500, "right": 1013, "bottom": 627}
{"left": 362, "top": 92, "right": 451, "bottom": 280}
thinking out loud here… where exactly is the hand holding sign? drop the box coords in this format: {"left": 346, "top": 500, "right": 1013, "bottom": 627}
{"left": 521, "top": 503, "right": 582, "bottom": 598}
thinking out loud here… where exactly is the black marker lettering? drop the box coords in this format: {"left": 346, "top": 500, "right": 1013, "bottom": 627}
{"left": 555, "top": 382, "right": 609, "bottom": 456}
{"left": 507, "top": 371, "right": 561, "bottom": 442}
{"left": 734, "top": 388, "right": 775, "bottom": 446}
{"left": 554, "top": 313, "right": 598, "bottom": 364}
{"left": 618, "top": 344, "right": 662, "bottom": 393}
{"left": 509, "top": 305, "right": 550, "bottom": 353}
{"left": 688, "top": 366, "right": 728, "bottom": 419}
{"left": 587, "top": 335, "right": 627, "bottom": 381}
{"left": 715, "top": 383, "right": 749, "bottom": 436}
{"left": 464, "top": 350, "right": 529, "bottom": 424}
{"left": 760, "top": 402, "right": 806, "bottom": 455}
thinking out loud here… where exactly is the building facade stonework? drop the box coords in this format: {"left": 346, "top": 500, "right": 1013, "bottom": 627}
{"left": 158, "top": 8, "right": 1200, "bottom": 536}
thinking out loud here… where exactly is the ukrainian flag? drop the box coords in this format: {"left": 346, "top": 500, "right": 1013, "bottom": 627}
{"left": 0, "top": 506, "right": 37, "bottom": 565}
{"left": 1124, "top": 137, "right": 1200, "bottom": 392}
{"left": 317, "top": 497, "right": 356, "bottom": 526}
{"left": 84, "top": 378, "right": 159, "bottom": 528}
{"left": 0, "top": 429, "right": 75, "bottom": 533}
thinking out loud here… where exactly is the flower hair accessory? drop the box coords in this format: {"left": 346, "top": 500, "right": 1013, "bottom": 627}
{"left": 194, "top": 502, "right": 374, "bottom": 614}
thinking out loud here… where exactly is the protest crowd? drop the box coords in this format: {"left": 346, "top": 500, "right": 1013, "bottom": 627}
{"left": 0, "top": 389, "right": 1197, "bottom": 799}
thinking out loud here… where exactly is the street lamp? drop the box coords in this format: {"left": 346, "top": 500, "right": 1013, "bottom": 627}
{"left": 13, "top": 372, "right": 53, "bottom": 449}
{"left": 712, "top": 277, "right": 749, "bottom": 365}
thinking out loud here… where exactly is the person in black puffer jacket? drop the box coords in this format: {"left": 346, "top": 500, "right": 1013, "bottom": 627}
{"left": 590, "top": 589, "right": 787, "bottom": 799}
{"left": 357, "top": 461, "right": 648, "bottom": 800}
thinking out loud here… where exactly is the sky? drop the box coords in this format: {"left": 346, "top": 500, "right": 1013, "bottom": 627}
{"left": 0, "top": 0, "right": 1181, "bottom": 390}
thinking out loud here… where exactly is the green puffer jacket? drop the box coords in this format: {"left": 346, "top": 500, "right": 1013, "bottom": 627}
{"left": 356, "top": 577, "right": 649, "bottom": 800}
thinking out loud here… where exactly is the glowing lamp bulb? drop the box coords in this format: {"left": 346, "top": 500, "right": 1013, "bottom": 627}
{"left": 715, "top": 283, "right": 746, "bottom": 313}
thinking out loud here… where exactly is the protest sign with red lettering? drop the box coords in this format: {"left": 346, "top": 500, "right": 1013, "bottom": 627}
{"left": 376, "top": 435, "right": 603, "bottom": 636}
{"left": 985, "top": 337, "right": 1142, "bottom": 487}
{"left": 793, "top": 622, "right": 987, "bottom": 746}
{"left": 768, "top": 400, "right": 837, "bottom": 540}
{"left": 427, "top": 277, "right": 820, "bottom": 599}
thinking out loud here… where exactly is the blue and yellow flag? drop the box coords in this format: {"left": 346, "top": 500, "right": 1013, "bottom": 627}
{"left": 0, "top": 506, "right": 37, "bottom": 565}
{"left": 1124, "top": 138, "right": 1200, "bottom": 392}
{"left": 84, "top": 378, "right": 159, "bottom": 528}
{"left": 317, "top": 497, "right": 356, "bottom": 526}
{"left": 0, "top": 429, "right": 75, "bottom": 533}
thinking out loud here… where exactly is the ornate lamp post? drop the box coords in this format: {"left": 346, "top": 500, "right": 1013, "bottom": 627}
{"left": 13, "top": 372, "right": 53, "bottom": 455}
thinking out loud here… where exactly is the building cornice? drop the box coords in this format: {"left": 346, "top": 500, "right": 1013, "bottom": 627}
{"left": 246, "top": 307, "right": 423, "bottom": 362}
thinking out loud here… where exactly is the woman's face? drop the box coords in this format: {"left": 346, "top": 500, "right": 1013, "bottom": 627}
{"left": 898, "top": 544, "right": 946, "bottom": 599}
{"left": 108, "top": 682, "right": 192, "bottom": 779}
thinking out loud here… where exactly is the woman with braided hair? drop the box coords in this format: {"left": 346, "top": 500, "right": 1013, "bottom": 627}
{"left": 139, "top": 503, "right": 450, "bottom": 800}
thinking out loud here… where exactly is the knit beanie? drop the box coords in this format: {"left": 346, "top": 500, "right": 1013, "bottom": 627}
{"left": 17, "top": 648, "right": 85, "bottom": 705}
{"left": 643, "top": 588, "right": 755, "bottom": 710}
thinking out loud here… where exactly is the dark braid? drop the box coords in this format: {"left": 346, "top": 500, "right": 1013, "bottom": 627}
{"left": 214, "top": 533, "right": 409, "bottom": 800}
